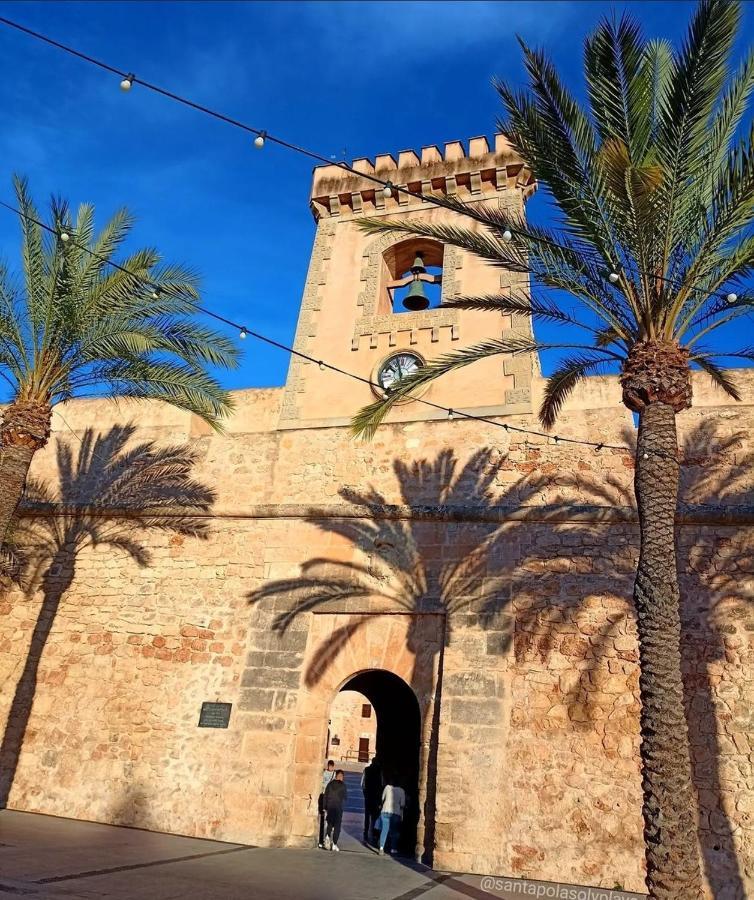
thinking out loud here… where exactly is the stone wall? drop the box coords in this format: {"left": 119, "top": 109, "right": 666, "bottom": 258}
{"left": 0, "top": 371, "right": 752, "bottom": 896}
{"left": 327, "top": 689, "right": 377, "bottom": 761}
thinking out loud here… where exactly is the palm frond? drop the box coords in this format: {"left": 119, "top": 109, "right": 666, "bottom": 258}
{"left": 351, "top": 339, "right": 618, "bottom": 439}
{"left": 90, "top": 358, "right": 234, "bottom": 428}
{"left": 540, "top": 353, "right": 612, "bottom": 429}
{"left": 13, "top": 175, "right": 47, "bottom": 336}
{"left": 657, "top": 0, "right": 741, "bottom": 269}
{"left": 76, "top": 318, "right": 239, "bottom": 371}
{"left": 703, "top": 46, "right": 754, "bottom": 197}
{"left": 585, "top": 16, "right": 645, "bottom": 146}
{"left": 498, "top": 39, "right": 622, "bottom": 261}
{"left": 443, "top": 291, "right": 604, "bottom": 334}
{"left": 358, "top": 211, "right": 637, "bottom": 338}
{"left": 690, "top": 354, "right": 742, "bottom": 400}
{"left": 353, "top": 3, "right": 754, "bottom": 435}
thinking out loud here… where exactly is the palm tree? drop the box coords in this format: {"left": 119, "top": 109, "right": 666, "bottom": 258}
{"left": 0, "top": 177, "right": 238, "bottom": 547}
{"left": 351, "top": 3, "right": 753, "bottom": 897}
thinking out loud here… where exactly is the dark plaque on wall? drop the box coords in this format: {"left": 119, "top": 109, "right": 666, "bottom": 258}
{"left": 198, "top": 701, "right": 232, "bottom": 729}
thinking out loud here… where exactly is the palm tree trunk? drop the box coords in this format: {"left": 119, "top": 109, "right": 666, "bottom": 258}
{"left": 0, "top": 401, "right": 51, "bottom": 544}
{"left": 633, "top": 402, "right": 703, "bottom": 900}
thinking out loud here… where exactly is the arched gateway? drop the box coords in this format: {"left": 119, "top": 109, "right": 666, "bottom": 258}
{"left": 333, "top": 670, "right": 421, "bottom": 855}
{"left": 288, "top": 612, "right": 444, "bottom": 863}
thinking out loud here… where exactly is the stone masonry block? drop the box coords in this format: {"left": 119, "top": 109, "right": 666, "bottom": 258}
{"left": 486, "top": 632, "right": 512, "bottom": 656}
{"left": 450, "top": 697, "right": 503, "bottom": 726}
{"left": 242, "top": 668, "right": 301, "bottom": 690}
{"left": 444, "top": 671, "right": 500, "bottom": 698}
{"left": 443, "top": 670, "right": 498, "bottom": 697}
{"left": 267, "top": 631, "right": 309, "bottom": 653}
{"left": 238, "top": 688, "right": 276, "bottom": 712}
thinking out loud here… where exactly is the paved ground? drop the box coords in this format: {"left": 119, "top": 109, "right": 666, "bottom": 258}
{"left": 0, "top": 809, "right": 645, "bottom": 900}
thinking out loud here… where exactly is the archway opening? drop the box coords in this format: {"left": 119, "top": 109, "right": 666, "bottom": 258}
{"left": 327, "top": 670, "right": 421, "bottom": 856}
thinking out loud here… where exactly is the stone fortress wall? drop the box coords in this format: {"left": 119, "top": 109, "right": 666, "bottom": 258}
{"left": 0, "top": 372, "right": 751, "bottom": 896}
{"left": 1, "top": 135, "right": 753, "bottom": 897}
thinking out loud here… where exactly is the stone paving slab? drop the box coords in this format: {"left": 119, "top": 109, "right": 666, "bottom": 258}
{"left": 0, "top": 811, "right": 645, "bottom": 900}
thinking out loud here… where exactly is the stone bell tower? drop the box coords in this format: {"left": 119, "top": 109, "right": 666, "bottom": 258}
{"left": 278, "top": 134, "right": 537, "bottom": 430}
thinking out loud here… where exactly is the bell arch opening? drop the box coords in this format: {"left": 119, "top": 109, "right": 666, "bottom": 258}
{"left": 327, "top": 669, "right": 422, "bottom": 857}
{"left": 377, "top": 238, "right": 444, "bottom": 314}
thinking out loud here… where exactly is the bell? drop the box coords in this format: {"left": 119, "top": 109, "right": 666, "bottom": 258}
{"left": 410, "top": 253, "right": 426, "bottom": 275}
{"left": 403, "top": 278, "right": 429, "bottom": 311}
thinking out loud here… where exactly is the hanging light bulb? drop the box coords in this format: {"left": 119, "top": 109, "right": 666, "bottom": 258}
{"left": 502, "top": 229, "right": 513, "bottom": 242}
{"left": 383, "top": 181, "right": 394, "bottom": 199}
{"left": 643, "top": 452, "right": 649, "bottom": 459}
{"left": 254, "top": 131, "right": 266, "bottom": 149}
{"left": 239, "top": 328, "right": 248, "bottom": 339}
{"left": 447, "top": 408, "right": 455, "bottom": 419}
{"left": 725, "top": 292, "right": 738, "bottom": 303}
{"left": 318, "top": 360, "right": 325, "bottom": 371}
{"left": 553, "top": 435, "right": 560, "bottom": 443}
{"left": 151, "top": 288, "right": 160, "bottom": 300}
{"left": 608, "top": 271, "right": 620, "bottom": 284}
{"left": 59, "top": 231, "right": 70, "bottom": 243}
{"left": 120, "top": 73, "right": 135, "bottom": 92}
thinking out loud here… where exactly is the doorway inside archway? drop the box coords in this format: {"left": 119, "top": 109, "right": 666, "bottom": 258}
{"left": 326, "top": 670, "right": 421, "bottom": 857}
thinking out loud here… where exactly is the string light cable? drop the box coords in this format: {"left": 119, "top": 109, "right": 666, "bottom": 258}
{"left": 0, "top": 14, "right": 750, "bottom": 313}
{"left": 0, "top": 196, "right": 645, "bottom": 456}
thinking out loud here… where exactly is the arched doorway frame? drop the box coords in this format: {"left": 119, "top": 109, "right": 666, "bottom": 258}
{"left": 287, "top": 612, "right": 444, "bottom": 861}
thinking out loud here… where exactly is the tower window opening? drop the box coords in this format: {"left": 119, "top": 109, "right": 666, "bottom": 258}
{"left": 380, "top": 240, "right": 444, "bottom": 314}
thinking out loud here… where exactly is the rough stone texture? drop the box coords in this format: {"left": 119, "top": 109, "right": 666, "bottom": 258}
{"left": 0, "top": 369, "right": 752, "bottom": 897}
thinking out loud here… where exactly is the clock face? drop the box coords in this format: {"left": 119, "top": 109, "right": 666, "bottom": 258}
{"left": 377, "top": 352, "right": 424, "bottom": 392}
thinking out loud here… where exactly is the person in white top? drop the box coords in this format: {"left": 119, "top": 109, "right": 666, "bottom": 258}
{"left": 317, "top": 760, "right": 335, "bottom": 848}
{"left": 378, "top": 778, "right": 406, "bottom": 855}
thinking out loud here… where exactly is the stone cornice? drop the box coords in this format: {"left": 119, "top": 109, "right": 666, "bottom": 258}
{"left": 310, "top": 134, "right": 536, "bottom": 221}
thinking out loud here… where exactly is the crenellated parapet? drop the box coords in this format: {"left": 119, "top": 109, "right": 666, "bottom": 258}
{"left": 310, "top": 133, "right": 536, "bottom": 220}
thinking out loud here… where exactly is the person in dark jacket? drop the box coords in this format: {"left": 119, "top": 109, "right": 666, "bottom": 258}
{"left": 361, "top": 756, "right": 382, "bottom": 843}
{"left": 323, "top": 769, "right": 347, "bottom": 851}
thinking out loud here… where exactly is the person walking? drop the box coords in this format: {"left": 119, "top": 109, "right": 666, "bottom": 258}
{"left": 378, "top": 776, "right": 405, "bottom": 856}
{"left": 361, "top": 756, "right": 382, "bottom": 844}
{"left": 317, "top": 760, "right": 335, "bottom": 848}
{"left": 323, "top": 769, "right": 347, "bottom": 852}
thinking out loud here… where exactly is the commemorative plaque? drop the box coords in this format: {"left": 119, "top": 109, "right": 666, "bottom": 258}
{"left": 198, "top": 701, "right": 232, "bottom": 729}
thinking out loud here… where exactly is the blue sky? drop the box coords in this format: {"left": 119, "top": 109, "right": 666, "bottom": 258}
{"left": 0, "top": 0, "right": 749, "bottom": 393}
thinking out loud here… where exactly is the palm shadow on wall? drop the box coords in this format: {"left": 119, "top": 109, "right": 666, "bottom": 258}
{"left": 247, "top": 446, "right": 633, "bottom": 861}
{"left": 249, "top": 448, "right": 571, "bottom": 685}
{"left": 249, "top": 431, "right": 751, "bottom": 893}
{"left": 0, "top": 424, "right": 214, "bottom": 808}
{"left": 546, "top": 421, "right": 753, "bottom": 900}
